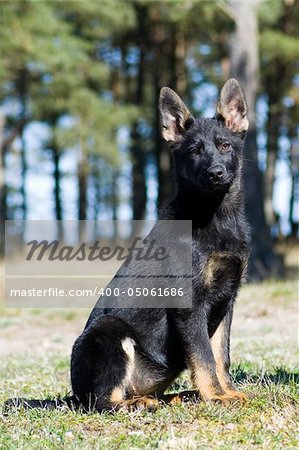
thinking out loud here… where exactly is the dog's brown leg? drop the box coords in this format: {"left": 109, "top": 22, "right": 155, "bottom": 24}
{"left": 190, "top": 356, "right": 236, "bottom": 405}
{"left": 210, "top": 316, "right": 247, "bottom": 402}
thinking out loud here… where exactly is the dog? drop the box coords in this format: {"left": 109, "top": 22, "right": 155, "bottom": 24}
{"left": 5, "top": 78, "right": 250, "bottom": 412}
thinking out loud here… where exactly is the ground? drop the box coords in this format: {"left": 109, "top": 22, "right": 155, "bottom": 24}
{"left": 0, "top": 246, "right": 298, "bottom": 449}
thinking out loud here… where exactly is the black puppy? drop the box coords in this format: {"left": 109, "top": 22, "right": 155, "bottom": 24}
{"left": 5, "top": 78, "right": 250, "bottom": 412}
{"left": 70, "top": 78, "right": 250, "bottom": 411}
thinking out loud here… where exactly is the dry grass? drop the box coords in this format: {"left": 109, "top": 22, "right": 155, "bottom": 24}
{"left": 0, "top": 245, "right": 298, "bottom": 449}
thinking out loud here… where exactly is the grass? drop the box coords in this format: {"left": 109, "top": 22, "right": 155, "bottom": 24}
{"left": 0, "top": 271, "right": 298, "bottom": 448}
{"left": 1, "top": 363, "right": 298, "bottom": 449}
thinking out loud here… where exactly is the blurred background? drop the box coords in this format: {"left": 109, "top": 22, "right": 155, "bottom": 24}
{"left": 0, "top": 0, "right": 298, "bottom": 279}
{"left": 1, "top": 6, "right": 298, "bottom": 445}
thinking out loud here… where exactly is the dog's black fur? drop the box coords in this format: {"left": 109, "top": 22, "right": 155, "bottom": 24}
{"left": 5, "top": 79, "right": 250, "bottom": 412}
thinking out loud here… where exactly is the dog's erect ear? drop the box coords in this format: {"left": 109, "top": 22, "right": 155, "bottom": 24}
{"left": 159, "top": 87, "right": 194, "bottom": 142}
{"left": 216, "top": 78, "right": 249, "bottom": 133}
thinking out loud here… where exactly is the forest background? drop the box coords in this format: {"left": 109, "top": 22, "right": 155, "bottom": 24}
{"left": 0, "top": 0, "right": 298, "bottom": 279}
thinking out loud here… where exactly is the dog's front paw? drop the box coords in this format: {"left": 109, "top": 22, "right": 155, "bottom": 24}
{"left": 206, "top": 392, "right": 247, "bottom": 406}
{"left": 121, "top": 396, "right": 159, "bottom": 412}
{"left": 224, "top": 390, "right": 248, "bottom": 402}
{"left": 207, "top": 394, "right": 233, "bottom": 406}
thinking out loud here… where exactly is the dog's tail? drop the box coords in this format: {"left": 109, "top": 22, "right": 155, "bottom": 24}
{"left": 3, "top": 395, "right": 80, "bottom": 414}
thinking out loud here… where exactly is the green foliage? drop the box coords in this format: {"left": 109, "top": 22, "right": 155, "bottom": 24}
{"left": 0, "top": 0, "right": 298, "bottom": 234}
{"left": 0, "top": 1, "right": 83, "bottom": 83}
{"left": 258, "top": 0, "right": 284, "bottom": 26}
{"left": 56, "top": 88, "right": 138, "bottom": 165}
{"left": 260, "top": 31, "right": 299, "bottom": 64}
{"left": 259, "top": 0, "right": 299, "bottom": 113}
{"left": 0, "top": 0, "right": 137, "bottom": 167}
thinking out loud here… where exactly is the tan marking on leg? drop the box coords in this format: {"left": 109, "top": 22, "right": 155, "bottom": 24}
{"left": 113, "top": 338, "right": 174, "bottom": 405}
{"left": 166, "top": 395, "right": 182, "bottom": 405}
{"left": 160, "top": 393, "right": 183, "bottom": 406}
{"left": 121, "top": 337, "right": 136, "bottom": 391}
{"left": 191, "top": 359, "right": 244, "bottom": 405}
{"left": 202, "top": 256, "right": 218, "bottom": 287}
{"left": 119, "top": 396, "right": 159, "bottom": 411}
{"left": 121, "top": 337, "right": 135, "bottom": 361}
{"left": 223, "top": 390, "right": 248, "bottom": 402}
{"left": 190, "top": 356, "right": 224, "bottom": 401}
{"left": 211, "top": 322, "right": 247, "bottom": 402}
{"left": 110, "top": 337, "right": 136, "bottom": 406}
{"left": 202, "top": 253, "right": 244, "bottom": 288}
{"left": 110, "top": 387, "right": 124, "bottom": 403}
{"left": 210, "top": 321, "right": 228, "bottom": 387}
{"left": 202, "top": 254, "right": 229, "bottom": 287}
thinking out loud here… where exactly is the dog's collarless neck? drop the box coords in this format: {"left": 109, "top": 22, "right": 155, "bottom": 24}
{"left": 173, "top": 184, "right": 242, "bottom": 229}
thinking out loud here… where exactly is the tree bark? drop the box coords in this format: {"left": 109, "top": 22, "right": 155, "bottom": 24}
{"left": 17, "top": 68, "right": 28, "bottom": 221}
{"left": 263, "top": 0, "right": 298, "bottom": 238}
{"left": 0, "top": 112, "right": 6, "bottom": 255}
{"left": 49, "top": 123, "right": 63, "bottom": 241}
{"left": 53, "top": 147, "right": 62, "bottom": 222}
{"left": 228, "top": 0, "right": 283, "bottom": 278}
{"left": 264, "top": 107, "right": 280, "bottom": 227}
{"left": 131, "top": 123, "right": 147, "bottom": 220}
{"left": 78, "top": 142, "right": 88, "bottom": 242}
{"left": 170, "top": 26, "right": 187, "bottom": 96}
{"left": 150, "top": 10, "right": 188, "bottom": 206}
{"left": 78, "top": 159, "right": 87, "bottom": 221}
{"left": 130, "top": 4, "right": 148, "bottom": 220}
{"left": 153, "top": 74, "right": 174, "bottom": 206}
{"left": 0, "top": 115, "right": 27, "bottom": 253}
{"left": 289, "top": 130, "right": 299, "bottom": 238}
{"left": 149, "top": 5, "right": 171, "bottom": 206}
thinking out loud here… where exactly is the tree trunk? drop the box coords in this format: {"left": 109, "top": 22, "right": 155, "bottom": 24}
{"left": 78, "top": 144, "right": 88, "bottom": 242}
{"left": 78, "top": 163, "right": 87, "bottom": 220}
{"left": 149, "top": 5, "right": 172, "bottom": 206}
{"left": 228, "top": 0, "right": 283, "bottom": 279}
{"left": 150, "top": 11, "right": 187, "bottom": 206}
{"left": 289, "top": 133, "right": 299, "bottom": 238}
{"left": 17, "top": 68, "right": 28, "bottom": 221}
{"left": 92, "top": 155, "right": 101, "bottom": 222}
{"left": 131, "top": 123, "right": 147, "bottom": 220}
{"left": 264, "top": 107, "right": 281, "bottom": 227}
{"left": 0, "top": 112, "right": 6, "bottom": 255}
{"left": 130, "top": 4, "right": 147, "bottom": 220}
{"left": 153, "top": 74, "right": 174, "bottom": 207}
{"left": 111, "top": 168, "right": 118, "bottom": 221}
{"left": 263, "top": 0, "right": 298, "bottom": 238}
{"left": 49, "top": 123, "right": 63, "bottom": 241}
{"left": 0, "top": 114, "right": 27, "bottom": 253}
{"left": 53, "top": 147, "right": 62, "bottom": 221}
{"left": 171, "top": 27, "right": 187, "bottom": 96}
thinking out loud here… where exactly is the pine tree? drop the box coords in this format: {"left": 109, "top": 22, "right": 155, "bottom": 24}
{"left": 259, "top": 0, "right": 299, "bottom": 234}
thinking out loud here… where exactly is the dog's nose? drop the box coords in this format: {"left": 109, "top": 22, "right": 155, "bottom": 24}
{"left": 208, "top": 165, "right": 224, "bottom": 181}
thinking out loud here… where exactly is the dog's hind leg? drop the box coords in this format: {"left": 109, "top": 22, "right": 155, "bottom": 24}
{"left": 71, "top": 316, "right": 134, "bottom": 412}
{"left": 71, "top": 315, "right": 168, "bottom": 412}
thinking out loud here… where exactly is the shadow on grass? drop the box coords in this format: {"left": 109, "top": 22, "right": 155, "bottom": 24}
{"left": 232, "top": 365, "right": 299, "bottom": 385}
{"left": 167, "top": 366, "right": 299, "bottom": 394}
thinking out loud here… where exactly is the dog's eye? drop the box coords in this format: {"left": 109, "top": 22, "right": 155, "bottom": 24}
{"left": 189, "top": 145, "right": 202, "bottom": 156}
{"left": 220, "top": 142, "right": 231, "bottom": 151}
